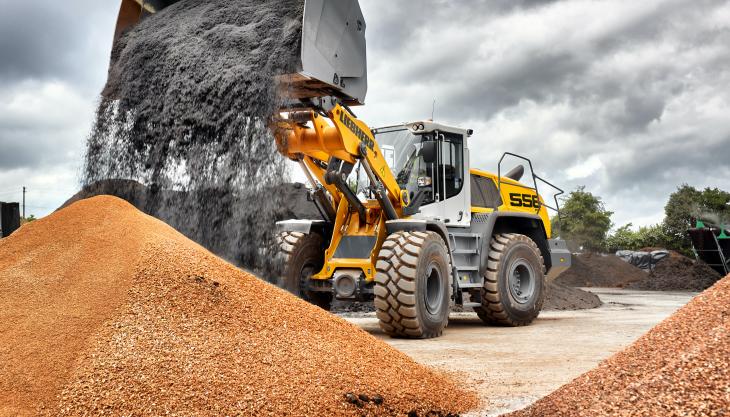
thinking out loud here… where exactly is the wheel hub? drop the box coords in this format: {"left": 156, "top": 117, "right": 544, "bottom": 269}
{"left": 508, "top": 259, "right": 535, "bottom": 304}
{"left": 299, "top": 264, "right": 316, "bottom": 297}
{"left": 424, "top": 262, "right": 442, "bottom": 314}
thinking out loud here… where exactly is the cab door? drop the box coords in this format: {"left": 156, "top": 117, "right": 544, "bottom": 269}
{"left": 417, "top": 131, "right": 470, "bottom": 226}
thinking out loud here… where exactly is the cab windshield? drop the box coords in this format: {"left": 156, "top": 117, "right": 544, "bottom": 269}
{"left": 374, "top": 127, "right": 436, "bottom": 205}
{"left": 375, "top": 126, "right": 465, "bottom": 207}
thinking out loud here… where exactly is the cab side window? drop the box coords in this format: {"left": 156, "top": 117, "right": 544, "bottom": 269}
{"left": 437, "top": 134, "right": 464, "bottom": 200}
{"left": 471, "top": 174, "right": 502, "bottom": 208}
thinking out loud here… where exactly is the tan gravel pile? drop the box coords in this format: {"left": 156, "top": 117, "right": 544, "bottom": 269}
{"left": 0, "top": 196, "right": 477, "bottom": 416}
{"left": 508, "top": 275, "right": 730, "bottom": 417}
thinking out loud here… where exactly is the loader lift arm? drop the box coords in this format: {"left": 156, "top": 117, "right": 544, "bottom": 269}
{"left": 273, "top": 99, "right": 413, "bottom": 285}
{"left": 275, "top": 101, "right": 407, "bottom": 223}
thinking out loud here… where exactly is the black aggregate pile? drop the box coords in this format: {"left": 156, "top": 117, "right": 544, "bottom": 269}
{"left": 555, "top": 253, "right": 647, "bottom": 288}
{"left": 83, "top": 0, "right": 306, "bottom": 277}
{"left": 627, "top": 253, "right": 722, "bottom": 291}
{"left": 543, "top": 282, "right": 603, "bottom": 310}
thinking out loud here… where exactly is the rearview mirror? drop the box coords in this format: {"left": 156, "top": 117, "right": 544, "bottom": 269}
{"left": 420, "top": 141, "right": 437, "bottom": 164}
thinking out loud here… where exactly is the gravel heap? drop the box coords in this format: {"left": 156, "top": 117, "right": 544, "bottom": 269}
{"left": 543, "top": 282, "right": 602, "bottom": 311}
{"left": 508, "top": 275, "right": 730, "bottom": 416}
{"left": 555, "top": 253, "right": 647, "bottom": 288}
{"left": 84, "top": 0, "right": 306, "bottom": 277}
{"left": 0, "top": 196, "right": 477, "bottom": 416}
{"left": 628, "top": 252, "right": 721, "bottom": 291}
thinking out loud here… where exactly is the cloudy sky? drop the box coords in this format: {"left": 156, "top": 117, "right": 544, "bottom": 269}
{"left": 1, "top": 0, "right": 728, "bottom": 229}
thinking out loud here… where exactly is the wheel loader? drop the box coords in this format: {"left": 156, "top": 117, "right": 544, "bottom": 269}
{"left": 114, "top": 0, "right": 571, "bottom": 339}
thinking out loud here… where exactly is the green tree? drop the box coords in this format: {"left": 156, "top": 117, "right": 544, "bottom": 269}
{"left": 21, "top": 214, "right": 36, "bottom": 225}
{"left": 663, "top": 184, "right": 701, "bottom": 250}
{"left": 553, "top": 186, "right": 613, "bottom": 252}
{"left": 605, "top": 223, "right": 669, "bottom": 252}
{"left": 697, "top": 187, "right": 730, "bottom": 224}
{"left": 634, "top": 224, "right": 670, "bottom": 249}
{"left": 662, "top": 184, "right": 730, "bottom": 252}
{"left": 604, "top": 223, "right": 636, "bottom": 252}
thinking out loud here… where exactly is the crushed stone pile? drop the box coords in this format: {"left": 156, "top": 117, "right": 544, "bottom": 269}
{"left": 0, "top": 196, "right": 477, "bottom": 416}
{"left": 628, "top": 252, "right": 721, "bottom": 291}
{"left": 507, "top": 274, "right": 730, "bottom": 417}
{"left": 543, "top": 282, "right": 602, "bottom": 311}
{"left": 555, "top": 253, "right": 647, "bottom": 288}
{"left": 84, "top": 0, "right": 306, "bottom": 277}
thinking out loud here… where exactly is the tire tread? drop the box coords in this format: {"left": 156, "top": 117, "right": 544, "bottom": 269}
{"left": 276, "top": 231, "right": 331, "bottom": 310}
{"left": 374, "top": 231, "right": 452, "bottom": 338}
{"left": 475, "top": 233, "right": 545, "bottom": 327}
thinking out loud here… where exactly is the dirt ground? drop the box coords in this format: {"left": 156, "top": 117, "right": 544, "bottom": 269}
{"left": 343, "top": 288, "right": 695, "bottom": 416}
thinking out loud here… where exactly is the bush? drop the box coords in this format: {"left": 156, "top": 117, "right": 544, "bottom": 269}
{"left": 605, "top": 223, "right": 670, "bottom": 253}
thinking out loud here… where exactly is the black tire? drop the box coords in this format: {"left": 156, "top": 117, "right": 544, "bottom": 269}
{"left": 277, "top": 231, "right": 332, "bottom": 311}
{"left": 374, "top": 231, "right": 452, "bottom": 338}
{"left": 475, "top": 233, "right": 546, "bottom": 326}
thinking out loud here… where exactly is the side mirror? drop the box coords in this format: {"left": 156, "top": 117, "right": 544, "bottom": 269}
{"left": 420, "top": 141, "right": 437, "bottom": 164}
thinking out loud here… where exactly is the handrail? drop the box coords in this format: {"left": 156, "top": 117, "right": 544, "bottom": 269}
{"left": 497, "top": 152, "right": 565, "bottom": 235}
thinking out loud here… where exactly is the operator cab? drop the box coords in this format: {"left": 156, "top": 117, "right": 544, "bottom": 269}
{"left": 373, "top": 122, "right": 472, "bottom": 226}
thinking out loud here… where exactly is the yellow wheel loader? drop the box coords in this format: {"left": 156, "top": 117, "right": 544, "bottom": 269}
{"left": 115, "top": 0, "right": 571, "bottom": 339}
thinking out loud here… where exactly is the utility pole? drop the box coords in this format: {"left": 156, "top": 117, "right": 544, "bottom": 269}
{"left": 22, "top": 186, "right": 26, "bottom": 219}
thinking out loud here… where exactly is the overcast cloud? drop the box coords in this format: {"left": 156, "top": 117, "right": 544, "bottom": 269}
{"left": 0, "top": 0, "right": 728, "bottom": 229}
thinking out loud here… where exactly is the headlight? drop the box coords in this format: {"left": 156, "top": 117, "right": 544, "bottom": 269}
{"left": 410, "top": 123, "right": 426, "bottom": 131}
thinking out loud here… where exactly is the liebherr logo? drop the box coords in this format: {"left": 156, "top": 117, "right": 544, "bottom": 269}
{"left": 339, "top": 111, "right": 375, "bottom": 150}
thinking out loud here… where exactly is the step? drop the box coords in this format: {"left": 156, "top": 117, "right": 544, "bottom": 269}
{"left": 456, "top": 265, "right": 478, "bottom": 271}
{"left": 453, "top": 248, "right": 478, "bottom": 255}
{"left": 450, "top": 232, "right": 480, "bottom": 238}
{"left": 457, "top": 283, "right": 482, "bottom": 289}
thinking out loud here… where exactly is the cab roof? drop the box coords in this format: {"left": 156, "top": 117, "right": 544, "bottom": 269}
{"left": 372, "top": 121, "right": 472, "bottom": 137}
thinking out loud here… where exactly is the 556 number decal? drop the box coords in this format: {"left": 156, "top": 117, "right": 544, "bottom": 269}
{"left": 509, "top": 193, "right": 541, "bottom": 209}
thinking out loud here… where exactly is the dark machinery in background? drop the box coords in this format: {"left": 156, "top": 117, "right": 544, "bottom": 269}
{"left": 689, "top": 220, "right": 730, "bottom": 276}
{"left": 1, "top": 202, "right": 21, "bottom": 238}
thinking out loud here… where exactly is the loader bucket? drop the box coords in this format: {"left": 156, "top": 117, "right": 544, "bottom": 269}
{"left": 112, "top": 0, "right": 368, "bottom": 105}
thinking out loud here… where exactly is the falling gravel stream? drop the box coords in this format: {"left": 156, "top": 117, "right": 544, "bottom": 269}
{"left": 83, "top": 0, "right": 306, "bottom": 277}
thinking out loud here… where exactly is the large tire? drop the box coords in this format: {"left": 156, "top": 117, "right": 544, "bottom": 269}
{"left": 374, "top": 231, "right": 452, "bottom": 338}
{"left": 277, "top": 231, "right": 333, "bottom": 311}
{"left": 475, "top": 233, "right": 546, "bottom": 326}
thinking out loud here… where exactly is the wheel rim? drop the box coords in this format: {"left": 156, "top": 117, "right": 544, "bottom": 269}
{"left": 508, "top": 259, "right": 535, "bottom": 304}
{"left": 424, "top": 262, "right": 442, "bottom": 314}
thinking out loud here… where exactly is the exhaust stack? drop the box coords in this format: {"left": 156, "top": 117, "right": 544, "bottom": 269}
{"left": 112, "top": 0, "right": 368, "bottom": 105}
